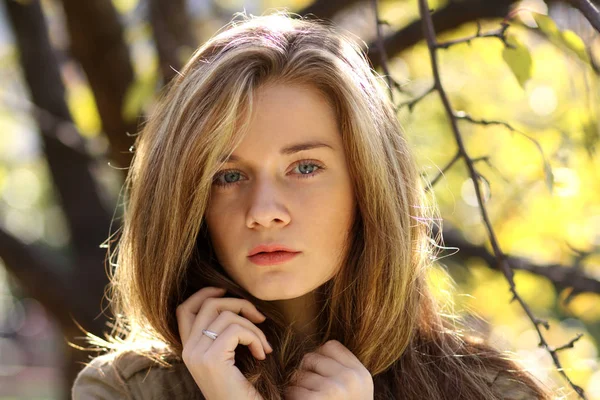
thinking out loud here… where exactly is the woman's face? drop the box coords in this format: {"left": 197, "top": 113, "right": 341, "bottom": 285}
{"left": 205, "top": 83, "right": 356, "bottom": 301}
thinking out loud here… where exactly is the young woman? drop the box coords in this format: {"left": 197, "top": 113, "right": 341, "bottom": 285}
{"left": 71, "top": 10, "right": 555, "bottom": 399}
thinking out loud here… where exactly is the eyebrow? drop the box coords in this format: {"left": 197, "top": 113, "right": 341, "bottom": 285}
{"left": 220, "top": 140, "right": 335, "bottom": 163}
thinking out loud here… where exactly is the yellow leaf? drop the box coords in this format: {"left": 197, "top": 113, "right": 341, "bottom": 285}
{"left": 561, "top": 30, "right": 590, "bottom": 63}
{"left": 532, "top": 12, "right": 591, "bottom": 66}
{"left": 122, "top": 74, "right": 158, "bottom": 123}
{"left": 112, "top": 0, "right": 138, "bottom": 14}
{"left": 66, "top": 84, "right": 101, "bottom": 138}
{"left": 564, "top": 293, "right": 600, "bottom": 323}
{"left": 532, "top": 13, "right": 561, "bottom": 41}
{"left": 502, "top": 33, "right": 532, "bottom": 89}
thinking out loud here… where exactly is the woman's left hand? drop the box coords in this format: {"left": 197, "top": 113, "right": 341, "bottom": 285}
{"left": 284, "top": 340, "right": 374, "bottom": 400}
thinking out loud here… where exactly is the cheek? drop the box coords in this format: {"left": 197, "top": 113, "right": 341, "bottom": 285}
{"left": 206, "top": 190, "right": 236, "bottom": 227}
{"left": 331, "top": 182, "right": 355, "bottom": 246}
{"left": 204, "top": 200, "right": 233, "bottom": 254}
{"left": 301, "top": 180, "right": 355, "bottom": 244}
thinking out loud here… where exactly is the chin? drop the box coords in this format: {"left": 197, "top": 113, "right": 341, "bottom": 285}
{"left": 249, "top": 285, "right": 310, "bottom": 301}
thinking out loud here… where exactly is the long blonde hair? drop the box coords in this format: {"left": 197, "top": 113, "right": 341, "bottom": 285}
{"left": 76, "top": 10, "right": 553, "bottom": 399}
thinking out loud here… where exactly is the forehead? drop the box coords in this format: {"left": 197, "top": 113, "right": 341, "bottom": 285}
{"left": 222, "top": 140, "right": 335, "bottom": 163}
{"left": 226, "top": 83, "right": 341, "bottom": 158}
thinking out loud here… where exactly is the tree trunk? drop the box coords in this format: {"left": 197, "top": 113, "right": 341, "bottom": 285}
{"left": 4, "top": 0, "right": 112, "bottom": 397}
{"left": 149, "top": 0, "right": 196, "bottom": 84}
{"left": 58, "top": 0, "right": 138, "bottom": 169}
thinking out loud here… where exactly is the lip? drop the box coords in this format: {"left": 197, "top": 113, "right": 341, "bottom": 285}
{"left": 248, "top": 251, "right": 300, "bottom": 266}
{"left": 247, "top": 244, "right": 299, "bottom": 257}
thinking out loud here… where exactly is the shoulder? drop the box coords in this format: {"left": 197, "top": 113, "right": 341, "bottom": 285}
{"left": 72, "top": 349, "right": 203, "bottom": 399}
{"left": 71, "top": 350, "right": 146, "bottom": 400}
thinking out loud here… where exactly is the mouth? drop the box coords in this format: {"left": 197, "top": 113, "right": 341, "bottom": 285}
{"left": 247, "top": 250, "right": 300, "bottom": 266}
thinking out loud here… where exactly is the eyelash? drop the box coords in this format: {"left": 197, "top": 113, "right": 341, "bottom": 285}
{"left": 212, "top": 159, "right": 325, "bottom": 188}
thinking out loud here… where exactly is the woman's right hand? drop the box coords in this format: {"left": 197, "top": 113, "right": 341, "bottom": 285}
{"left": 176, "top": 286, "right": 273, "bottom": 400}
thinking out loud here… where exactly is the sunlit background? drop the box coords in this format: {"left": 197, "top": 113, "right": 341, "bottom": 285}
{"left": 0, "top": 0, "right": 599, "bottom": 398}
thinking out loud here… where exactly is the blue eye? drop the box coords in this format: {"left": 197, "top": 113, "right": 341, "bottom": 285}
{"left": 222, "top": 171, "right": 242, "bottom": 184}
{"left": 212, "top": 160, "right": 325, "bottom": 188}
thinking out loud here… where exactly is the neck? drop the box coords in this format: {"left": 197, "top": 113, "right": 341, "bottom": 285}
{"left": 271, "top": 290, "right": 319, "bottom": 344}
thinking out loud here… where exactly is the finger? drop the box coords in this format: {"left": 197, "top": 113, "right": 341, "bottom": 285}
{"left": 291, "top": 370, "right": 326, "bottom": 392}
{"left": 202, "top": 297, "right": 267, "bottom": 324}
{"left": 186, "top": 297, "right": 268, "bottom": 348}
{"left": 284, "top": 385, "right": 318, "bottom": 400}
{"left": 315, "top": 340, "right": 359, "bottom": 369}
{"left": 192, "top": 310, "right": 271, "bottom": 355}
{"left": 176, "top": 287, "right": 226, "bottom": 346}
{"left": 299, "top": 352, "right": 342, "bottom": 378}
{"left": 206, "top": 323, "right": 267, "bottom": 361}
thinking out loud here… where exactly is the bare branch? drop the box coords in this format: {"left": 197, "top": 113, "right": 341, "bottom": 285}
{"left": 58, "top": 0, "right": 138, "bottom": 170}
{"left": 5, "top": 0, "right": 113, "bottom": 349}
{"left": 367, "top": 0, "right": 515, "bottom": 70}
{"left": 564, "top": 0, "right": 600, "bottom": 33}
{"left": 396, "top": 85, "right": 435, "bottom": 112}
{"left": 425, "top": 151, "right": 460, "bottom": 191}
{"left": 454, "top": 111, "right": 554, "bottom": 192}
{"left": 0, "top": 227, "right": 73, "bottom": 327}
{"left": 299, "top": 0, "right": 361, "bottom": 20}
{"left": 440, "top": 227, "right": 600, "bottom": 296}
{"left": 372, "top": 0, "right": 394, "bottom": 102}
{"left": 148, "top": 0, "right": 196, "bottom": 84}
{"left": 367, "top": 0, "right": 600, "bottom": 298}
{"left": 0, "top": 92, "right": 92, "bottom": 158}
{"left": 435, "top": 21, "right": 510, "bottom": 49}
{"left": 416, "top": 0, "right": 587, "bottom": 396}
{"left": 366, "top": 0, "right": 595, "bottom": 71}
{"left": 554, "top": 333, "right": 584, "bottom": 352}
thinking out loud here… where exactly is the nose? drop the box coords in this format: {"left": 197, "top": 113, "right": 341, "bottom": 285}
{"left": 245, "top": 175, "right": 291, "bottom": 229}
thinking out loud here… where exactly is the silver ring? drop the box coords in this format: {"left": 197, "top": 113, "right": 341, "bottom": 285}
{"left": 202, "top": 329, "right": 218, "bottom": 340}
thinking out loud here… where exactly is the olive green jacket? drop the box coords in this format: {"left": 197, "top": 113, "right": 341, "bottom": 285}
{"left": 72, "top": 350, "right": 203, "bottom": 400}
{"left": 71, "top": 350, "right": 542, "bottom": 399}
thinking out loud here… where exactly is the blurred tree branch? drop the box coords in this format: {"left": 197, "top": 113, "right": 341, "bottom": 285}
{"left": 58, "top": 0, "right": 137, "bottom": 170}
{"left": 564, "top": 0, "right": 600, "bottom": 32}
{"left": 300, "top": 0, "right": 361, "bottom": 20}
{"left": 434, "top": 20, "right": 510, "bottom": 49}
{"left": 148, "top": 0, "right": 196, "bottom": 83}
{"left": 3, "top": 0, "right": 113, "bottom": 396}
{"left": 440, "top": 227, "right": 600, "bottom": 298}
{"left": 367, "top": 0, "right": 515, "bottom": 70}
{"left": 4, "top": 0, "right": 112, "bottom": 263}
{"left": 366, "top": 0, "right": 600, "bottom": 72}
{"left": 403, "top": 0, "right": 588, "bottom": 396}
{"left": 0, "top": 227, "right": 72, "bottom": 329}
